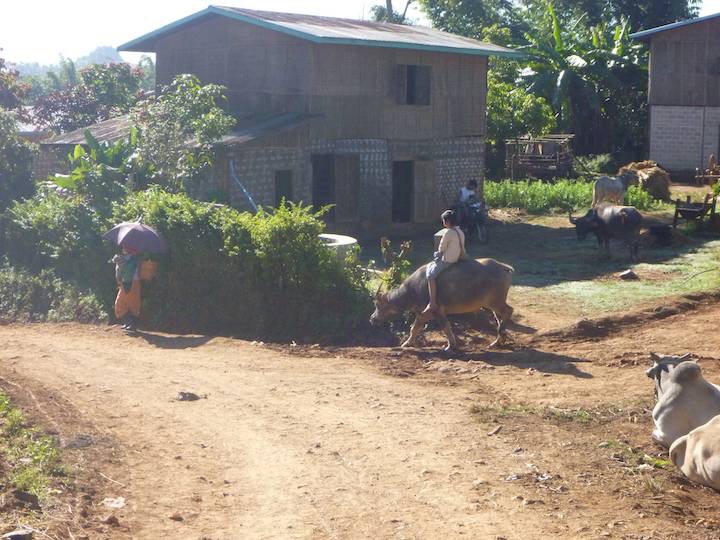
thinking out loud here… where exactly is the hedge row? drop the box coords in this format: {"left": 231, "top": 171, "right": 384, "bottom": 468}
{"left": 2, "top": 187, "right": 371, "bottom": 341}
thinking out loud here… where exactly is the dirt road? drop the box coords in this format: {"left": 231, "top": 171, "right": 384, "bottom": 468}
{"left": 2, "top": 296, "right": 720, "bottom": 539}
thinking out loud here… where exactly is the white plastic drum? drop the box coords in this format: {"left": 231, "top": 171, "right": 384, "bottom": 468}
{"left": 318, "top": 233, "right": 358, "bottom": 260}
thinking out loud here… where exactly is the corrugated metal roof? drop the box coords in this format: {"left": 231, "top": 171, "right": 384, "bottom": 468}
{"left": 119, "top": 6, "right": 521, "bottom": 58}
{"left": 42, "top": 115, "right": 133, "bottom": 145}
{"left": 42, "top": 112, "right": 319, "bottom": 148}
{"left": 197, "top": 112, "right": 321, "bottom": 147}
{"left": 630, "top": 13, "right": 720, "bottom": 40}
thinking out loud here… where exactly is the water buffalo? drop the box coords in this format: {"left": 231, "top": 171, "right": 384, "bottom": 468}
{"left": 370, "top": 258, "right": 514, "bottom": 351}
{"left": 569, "top": 204, "right": 642, "bottom": 260}
{"left": 591, "top": 172, "right": 636, "bottom": 207}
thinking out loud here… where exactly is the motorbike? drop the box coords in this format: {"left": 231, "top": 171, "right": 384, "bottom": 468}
{"left": 453, "top": 197, "right": 489, "bottom": 244}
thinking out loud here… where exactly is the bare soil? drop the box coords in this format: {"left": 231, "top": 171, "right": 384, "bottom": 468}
{"left": 3, "top": 290, "right": 720, "bottom": 539}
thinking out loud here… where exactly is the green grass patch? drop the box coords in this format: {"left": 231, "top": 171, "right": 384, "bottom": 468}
{"left": 484, "top": 179, "right": 668, "bottom": 213}
{"left": 470, "top": 402, "right": 595, "bottom": 424}
{"left": 601, "top": 438, "right": 671, "bottom": 469}
{"left": 0, "top": 392, "right": 64, "bottom": 498}
{"left": 533, "top": 240, "right": 720, "bottom": 315}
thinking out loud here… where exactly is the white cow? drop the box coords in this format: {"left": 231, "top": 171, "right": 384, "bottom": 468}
{"left": 670, "top": 415, "right": 720, "bottom": 491}
{"left": 591, "top": 172, "right": 636, "bottom": 207}
{"left": 647, "top": 355, "right": 720, "bottom": 448}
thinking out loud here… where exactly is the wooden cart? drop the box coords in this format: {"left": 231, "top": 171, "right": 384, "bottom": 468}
{"left": 505, "top": 134, "right": 575, "bottom": 180}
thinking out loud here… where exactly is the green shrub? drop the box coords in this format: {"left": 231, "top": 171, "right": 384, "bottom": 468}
{"left": 0, "top": 110, "right": 37, "bottom": 211}
{"left": 116, "top": 188, "right": 371, "bottom": 341}
{"left": 625, "top": 185, "right": 665, "bottom": 211}
{"left": 2, "top": 190, "right": 114, "bottom": 301}
{"left": 485, "top": 179, "right": 592, "bottom": 213}
{"left": 0, "top": 265, "right": 107, "bottom": 323}
{"left": 574, "top": 154, "right": 617, "bottom": 175}
{"left": 485, "top": 179, "right": 663, "bottom": 213}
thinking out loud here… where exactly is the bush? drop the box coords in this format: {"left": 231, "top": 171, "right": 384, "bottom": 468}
{"left": 2, "top": 190, "right": 114, "bottom": 301}
{"left": 484, "top": 179, "right": 664, "bottom": 213}
{"left": 485, "top": 179, "right": 592, "bottom": 213}
{"left": 0, "top": 265, "right": 107, "bottom": 323}
{"left": 0, "top": 110, "right": 37, "bottom": 211}
{"left": 573, "top": 154, "right": 617, "bottom": 175}
{"left": 116, "top": 188, "right": 371, "bottom": 341}
{"left": 625, "top": 185, "right": 664, "bottom": 211}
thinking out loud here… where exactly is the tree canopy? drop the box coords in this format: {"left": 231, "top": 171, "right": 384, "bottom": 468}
{"left": 415, "top": 0, "right": 700, "bottom": 160}
{"left": 33, "top": 63, "right": 144, "bottom": 133}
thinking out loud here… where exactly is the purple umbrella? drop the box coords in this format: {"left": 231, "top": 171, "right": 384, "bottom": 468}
{"left": 102, "top": 220, "right": 168, "bottom": 253}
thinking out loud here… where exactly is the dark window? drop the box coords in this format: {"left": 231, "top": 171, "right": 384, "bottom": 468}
{"left": 396, "top": 65, "right": 431, "bottom": 106}
{"left": 274, "top": 170, "right": 293, "bottom": 207}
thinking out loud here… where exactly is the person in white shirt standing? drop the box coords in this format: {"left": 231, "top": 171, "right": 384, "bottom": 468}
{"left": 423, "top": 209, "right": 466, "bottom": 314}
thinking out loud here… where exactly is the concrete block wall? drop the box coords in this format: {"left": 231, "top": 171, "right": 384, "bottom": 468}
{"left": 226, "top": 147, "right": 306, "bottom": 212}
{"left": 309, "top": 139, "right": 391, "bottom": 225}
{"left": 650, "top": 105, "right": 720, "bottom": 171}
{"left": 390, "top": 137, "right": 485, "bottom": 208}
{"left": 33, "top": 145, "right": 72, "bottom": 180}
{"left": 225, "top": 135, "right": 485, "bottom": 230}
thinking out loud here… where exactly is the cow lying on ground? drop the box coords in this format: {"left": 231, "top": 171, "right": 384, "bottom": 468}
{"left": 369, "top": 258, "right": 514, "bottom": 351}
{"left": 591, "top": 172, "right": 636, "bottom": 207}
{"left": 569, "top": 204, "right": 643, "bottom": 260}
{"left": 670, "top": 415, "right": 720, "bottom": 491}
{"left": 647, "top": 355, "right": 720, "bottom": 448}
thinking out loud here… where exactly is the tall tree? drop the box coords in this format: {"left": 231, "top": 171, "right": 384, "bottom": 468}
{"left": 0, "top": 55, "right": 36, "bottom": 209}
{"left": 518, "top": 0, "right": 700, "bottom": 29}
{"left": 371, "top": 0, "right": 415, "bottom": 23}
{"left": 130, "top": 74, "right": 235, "bottom": 192}
{"left": 519, "top": 3, "right": 647, "bottom": 153}
{"left": 33, "top": 63, "right": 143, "bottom": 133}
{"left": 0, "top": 53, "right": 30, "bottom": 120}
{"left": 418, "top": 0, "right": 514, "bottom": 38}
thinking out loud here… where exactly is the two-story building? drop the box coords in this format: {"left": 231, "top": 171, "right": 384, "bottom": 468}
{"left": 45, "top": 7, "right": 518, "bottom": 234}
{"left": 632, "top": 13, "right": 720, "bottom": 175}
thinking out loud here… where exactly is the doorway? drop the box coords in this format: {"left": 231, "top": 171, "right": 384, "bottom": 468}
{"left": 312, "top": 154, "right": 335, "bottom": 222}
{"left": 392, "top": 161, "right": 414, "bottom": 223}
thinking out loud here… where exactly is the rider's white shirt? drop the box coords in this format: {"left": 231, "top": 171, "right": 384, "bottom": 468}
{"left": 459, "top": 187, "right": 475, "bottom": 203}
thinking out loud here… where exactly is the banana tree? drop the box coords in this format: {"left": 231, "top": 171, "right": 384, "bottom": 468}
{"left": 518, "top": 2, "right": 646, "bottom": 154}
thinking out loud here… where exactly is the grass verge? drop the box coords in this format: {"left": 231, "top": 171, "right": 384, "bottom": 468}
{"left": 0, "top": 392, "right": 64, "bottom": 498}
{"left": 470, "top": 402, "right": 596, "bottom": 424}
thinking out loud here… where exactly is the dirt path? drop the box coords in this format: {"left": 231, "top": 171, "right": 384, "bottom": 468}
{"left": 2, "top": 298, "right": 720, "bottom": 539}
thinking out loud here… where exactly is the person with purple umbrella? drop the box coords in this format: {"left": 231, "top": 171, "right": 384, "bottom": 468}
{"left": 103, "top": 219, "right": 168, "bottom": 332}
{"left": 112, "top": 244, "right": 142, "bottom": 332}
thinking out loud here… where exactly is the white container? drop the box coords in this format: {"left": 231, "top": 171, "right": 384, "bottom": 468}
{"left": 318, "top": 233, "right": 358, "bottom": 260}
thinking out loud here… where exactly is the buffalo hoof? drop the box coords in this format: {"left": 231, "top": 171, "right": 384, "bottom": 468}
{"left": 443, "top": 344, "right": 460, "bottom": 353}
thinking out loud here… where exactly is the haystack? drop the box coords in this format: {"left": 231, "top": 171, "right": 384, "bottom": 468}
{"left": 619, "top": 161, "right": 672, "bottom": 201}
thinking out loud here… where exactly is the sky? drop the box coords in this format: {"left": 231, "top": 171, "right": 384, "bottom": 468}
{"left": 2, "top": 0, "right": 720, "bottom": 66}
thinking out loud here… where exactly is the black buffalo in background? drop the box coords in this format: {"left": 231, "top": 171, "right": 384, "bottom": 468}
{"left": 569, "top": 204, "right": 643, "bottom": 260}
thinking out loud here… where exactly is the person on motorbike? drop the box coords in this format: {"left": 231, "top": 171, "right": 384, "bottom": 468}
{"left": 459, "top": 179, "right": 478, "bottom": 205}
